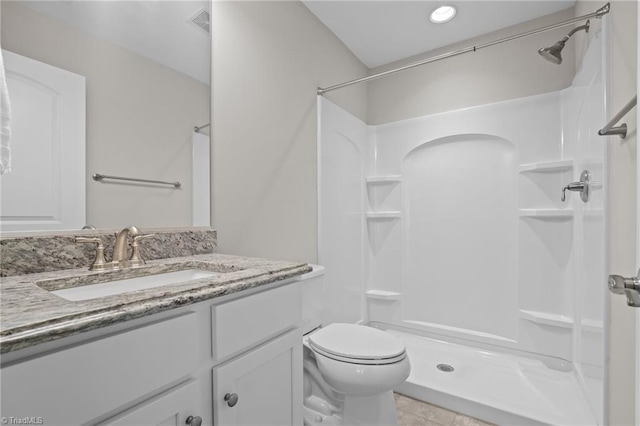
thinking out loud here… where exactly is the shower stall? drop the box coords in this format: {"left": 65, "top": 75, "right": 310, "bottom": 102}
{"left": 318, "top": 11, "right": 609, "bottom": 426}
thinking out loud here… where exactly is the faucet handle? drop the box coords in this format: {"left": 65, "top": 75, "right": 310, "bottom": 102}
{"left": 75, "top": 237, "right": 110, "bottom": 271}
{"left": 133, "top": 233, "right": 156, "bottom": 242}
{"left": 129, "top": 234, "right": 156, "bottom": 266}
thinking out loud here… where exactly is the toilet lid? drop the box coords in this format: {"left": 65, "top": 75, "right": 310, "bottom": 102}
{"left": 308, "top": 324, "right": 406, "bottom": 362}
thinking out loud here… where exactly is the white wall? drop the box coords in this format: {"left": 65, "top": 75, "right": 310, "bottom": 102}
{"left": 1, "top": 2, "right": 210, "bottom": 229}
{"left": 367, "top": 8, "right": 576, "bottom": 125}
{"left": 573, "top": 1, "right": 638, "bottom": 425}
{"left": 211, "top": 1, "right": 368, "bottom": 263}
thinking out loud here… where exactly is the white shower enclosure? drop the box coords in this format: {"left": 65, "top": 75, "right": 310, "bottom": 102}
{"left": 318, "top": 27, "right": 607, "bottom": 426}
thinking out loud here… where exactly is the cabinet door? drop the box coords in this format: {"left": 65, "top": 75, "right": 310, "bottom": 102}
{"left": 102, "top": 379, "right": 203, "bottom": 426}
{"left": 213, "top": 329, "right": 302, "bottom": 426}
{"left": 0, "top": 313, "right": 197, "bottom": 426}
{"left": 1, "top": 50, "right": 85, "bottom": 231}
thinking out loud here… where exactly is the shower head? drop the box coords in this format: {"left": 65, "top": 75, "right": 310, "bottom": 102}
{"left": 538, "top": 20, "right": 590, "bottom": 65}
{"left": 538, "top": 40, "right": 567, "bottom": 64}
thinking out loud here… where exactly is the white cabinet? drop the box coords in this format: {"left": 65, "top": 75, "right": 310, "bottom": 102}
{"left": 0, "top": 312, "right": 199, "bottom": 425}
{"left": 102, "top": 380, "right": 202, "bottom": 426}
{"left": 0, "top": 280, "right": 303, "bottom": 426}
{"left": 213, "top": 329, "right": 302, "bottom": 426}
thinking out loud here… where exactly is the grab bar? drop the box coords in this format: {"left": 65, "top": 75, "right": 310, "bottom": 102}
{"left": 598, "top": 95, "right": 637, "bottom": 139}
{"left": 93, "top": 173, "right": 181, "bottom": 188}
{"left": 194, "top": 123, "right": 210, "bottom": 133}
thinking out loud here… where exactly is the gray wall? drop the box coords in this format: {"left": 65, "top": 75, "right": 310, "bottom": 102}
{"left": 367, "top": 8, "right": 576, "bottom": 124}
{"left": 211, "top": 1, "right": 368, "bottom": 263}
{"left": 1, "top": 2, "right": 210, "bottom": 229}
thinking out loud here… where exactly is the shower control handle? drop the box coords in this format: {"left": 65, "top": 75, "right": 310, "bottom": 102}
{"left": 561, "top": 182, "right": 585, "bottom": 201}
{"left": 561, "top": 170, "right": 591, "bottom": 202}
{"left": 608, "top": 269, "right": 640, "bottom": 307}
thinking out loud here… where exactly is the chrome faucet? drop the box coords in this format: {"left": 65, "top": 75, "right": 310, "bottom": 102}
{"left": 112, "top": 225, "right": 141, "bottom": 264}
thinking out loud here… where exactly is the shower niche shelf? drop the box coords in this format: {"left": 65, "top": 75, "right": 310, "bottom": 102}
{"left": 518, "top": 161, "right": 574, "bottom": 209}
{"left": 518, "top": 209, "right": 573, "bottom": 219}
{"left": 366, "top": 211, "right": 402, "bottom": 219}
{"left": 520, "top": 310, "right": 600, "bottom": 331}
{"left": 519, "top": 160, "right": 573, "bottom": 173}
{"left": 366, "top": 176, "right": 402, "bottom": 212}
{"left": 366, "top": 290, "right": 401, "bottom": 301}
{"left": 365, "top": 175, "right": 401, "bottom": 184}
{"left": 520, "top": 309, "right": 573, "bottom": 329}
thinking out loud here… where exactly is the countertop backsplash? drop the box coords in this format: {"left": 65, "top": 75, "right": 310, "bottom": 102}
{"left": 0, "top": 228, "right": 217, "bottom": 277}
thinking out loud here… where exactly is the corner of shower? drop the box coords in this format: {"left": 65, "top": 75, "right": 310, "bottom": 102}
{"left": 317, "top": 6, "right": 610, "bottom": 426}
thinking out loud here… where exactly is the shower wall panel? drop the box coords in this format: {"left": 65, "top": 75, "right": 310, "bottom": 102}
{"left": 317, "top": 97, "right": 369, "bottom": 326}
{"left": 561, "top": 27, "right": 606, "bottom": 423}
{"left": 402, "top": 135, "right": 518, "bottom": 342}
{"left": 368, "top": 92, "right": 575, "bottom": 359}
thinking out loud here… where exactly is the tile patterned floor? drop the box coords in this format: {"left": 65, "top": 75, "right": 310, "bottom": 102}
{"left": 394, "top": 393, "right": 496, "bottom": 426}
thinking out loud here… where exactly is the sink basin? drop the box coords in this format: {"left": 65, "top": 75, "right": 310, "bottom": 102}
{"left": 51, "top": 269, "right": 219, "bottom": 301}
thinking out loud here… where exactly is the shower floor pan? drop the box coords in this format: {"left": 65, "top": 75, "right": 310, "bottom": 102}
{"left": 383, "top": 327, "right": 598, "bottom": 426}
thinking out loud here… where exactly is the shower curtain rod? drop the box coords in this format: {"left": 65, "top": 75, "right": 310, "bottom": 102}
{"left": 317, "top": 3, "right": 610, "bottom": 95}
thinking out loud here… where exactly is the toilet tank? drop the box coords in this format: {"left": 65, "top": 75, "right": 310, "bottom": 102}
{"left": 297, "top": 264, "right": 325, "bottom": 334}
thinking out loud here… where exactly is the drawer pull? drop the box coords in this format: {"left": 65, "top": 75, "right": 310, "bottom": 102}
{"left": 224, "top": 393, "right": 239, "bottom": 407}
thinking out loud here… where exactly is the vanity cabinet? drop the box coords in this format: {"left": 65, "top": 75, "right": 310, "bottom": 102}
{"left": 102, "top": 380, "right": 201, "bottom": 426}
{"left": 0, "top": 312, "right": 201, "bottom": 426}
{"left": 0, "top": 279, "right": 302, "bottom": 426}
{"left": 213, "top": 329, "right": 302, "bottom": 426}
{"left": 211, "top": 281, "right": 303, "bottom": 426}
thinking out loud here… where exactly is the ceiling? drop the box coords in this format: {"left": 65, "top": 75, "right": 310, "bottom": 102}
{"left": 20, "top": 1, "right": 576, "bottom": 79}
{"left": 302, "top": 0, "right": 576, "bottom": 69}
{"left": 20, "top": 0, "right": 210, "bottom": 84}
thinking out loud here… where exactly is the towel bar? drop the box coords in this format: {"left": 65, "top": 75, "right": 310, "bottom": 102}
{"left": 93, "top": 173, "right": 181, "bottom": 188}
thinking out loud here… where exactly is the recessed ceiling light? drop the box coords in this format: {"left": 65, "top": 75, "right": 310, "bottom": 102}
{"left": 430, "top": 5, "right": 457, "bottom": 24}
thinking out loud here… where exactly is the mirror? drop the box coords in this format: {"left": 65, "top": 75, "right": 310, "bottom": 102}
{"left": 0, "top": 0, "right": 211, "bottom": 232}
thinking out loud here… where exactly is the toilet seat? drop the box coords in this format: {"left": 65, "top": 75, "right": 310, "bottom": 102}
{"left": 308, "top": 323, "right": 407, "bottom": 365}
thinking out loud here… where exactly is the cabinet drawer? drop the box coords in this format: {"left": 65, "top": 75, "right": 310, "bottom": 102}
{"left": 212, "top": 283, "right": 300, "bottom": 360}
{"left": 0, "top": 312, "right": 197, "bottom": 425}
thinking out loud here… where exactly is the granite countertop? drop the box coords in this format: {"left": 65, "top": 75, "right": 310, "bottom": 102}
{"left": 0, "top": 253, "right": 312, "bottom": 354}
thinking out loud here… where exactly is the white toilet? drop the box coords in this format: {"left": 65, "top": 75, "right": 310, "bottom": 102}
{"left": 298, "top": 266, "right": 411, "bottom": 426}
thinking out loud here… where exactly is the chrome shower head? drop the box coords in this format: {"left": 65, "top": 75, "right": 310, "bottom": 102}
{"left": 538, "top": 39, "right": 567, "bottom": 64}
{"left": 538, "top": 20, "right": 590, "bottom": 65}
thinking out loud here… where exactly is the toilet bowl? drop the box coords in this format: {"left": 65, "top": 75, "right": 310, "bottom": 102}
{"left": 309, "top": 323, "right": 410, "bottom": 396}
{"left": 298, "top": 266, "right": 411, "bottom": 426}
{"left": 303, "top": 323, "right": 410, "bottom": 425}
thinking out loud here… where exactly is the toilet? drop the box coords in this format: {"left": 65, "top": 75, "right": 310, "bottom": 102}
{"left": 298, "top": 266, "right": 411, "bottom": 426}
